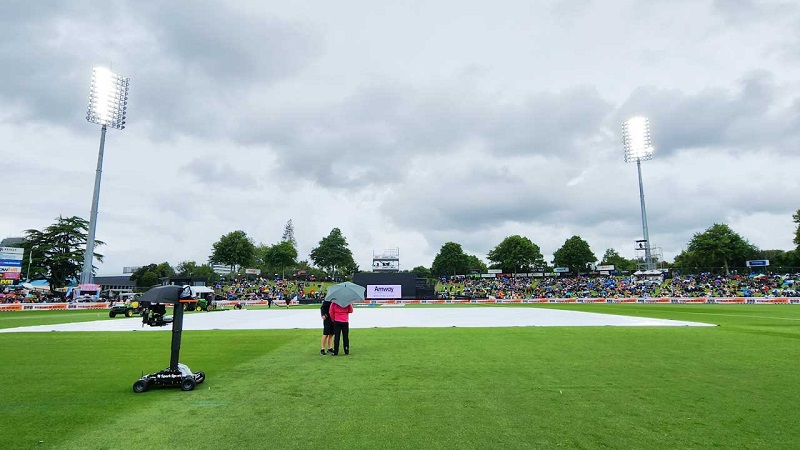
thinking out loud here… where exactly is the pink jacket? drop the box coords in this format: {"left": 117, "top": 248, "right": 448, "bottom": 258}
{"left": 328, "top": 303, "right": 353, "bottom": 322}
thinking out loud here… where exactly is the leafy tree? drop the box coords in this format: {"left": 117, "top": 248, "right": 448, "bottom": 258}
{"left": 431, "top": 242, "right": 469, "bottom": 276}
{"left": 672, "top": 250, "right": 703, "bottom": 274}
{"left": 340, "top": 258, "right": 360, "bottom": 279}
{"left": 792, "top": 209, "right": 800, "bottom": 249}
{"left": 19, "top": 239, "right": 47, "bottom": 282}
{"left": 600, "top": 248, "right": 636, "bottom": 272}
{"left": 309, "top": 228, "right": 356, "bottom": 277}
{"left": 674, "top": 224, "right": 757, "bottom": 274}
{"left": 24, "top": 216, "right": 103, "bottom": 294}
{"left": 466, "top": 255, "right": 488, "bottom": 274}
{"left": 210, "top": 230, "right": 256, "bottom": 271}
{"left": 410, "top": 265, "right": 432, "bottom": 278}
{"left": 754, "top": 249, "right": 795, "bottom": 273}
{"left": 782, "top": 249, "right": 800, "bottom": 272}
{"left": 294, "top": 260, "right": 328, "bottom": 281}
{"left": 130, "top": 262, "right": 175, "bottom": 288}
{"left": 264, "top": 240, "right": 298, "bottom": 278}
{"left": 175, "top": 261, "right": 218, "bottom": 282}
{"left": 552, "top": 235, "right": 597, "bottom": 275}
{"left": 487, "top": 235, "right": 544, "bottom": 273}
{"left": 281, "top": 219, "right": 298, "bottom": 249}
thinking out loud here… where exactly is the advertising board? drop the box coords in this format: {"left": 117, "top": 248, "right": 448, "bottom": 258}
{"left": 367, "top": 285, "right": 402, "bottom": 299}
{"left": 746, "top": 260, "right": 769, "bottom": 267}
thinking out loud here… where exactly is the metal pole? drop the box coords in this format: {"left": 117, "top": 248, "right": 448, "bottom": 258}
{"left": 636, "top": 159, "right": 652, "bottom": 270}
{"left": 26, "top": 248, "right": 33, "bottom": 282}
{"left": 81, "top": 125, "right": 107, "bottom": 284}
{"left": 170, "top": 301, "right": 184, "bottom": 369}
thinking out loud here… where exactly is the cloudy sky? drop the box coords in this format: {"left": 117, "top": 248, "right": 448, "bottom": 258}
{"left": 3, "top": 0, "right": 800, "bottom": 275}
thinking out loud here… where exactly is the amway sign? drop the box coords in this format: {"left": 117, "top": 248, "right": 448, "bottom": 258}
{"left": 367, "top": 285, "right": 401, "bottom": 299}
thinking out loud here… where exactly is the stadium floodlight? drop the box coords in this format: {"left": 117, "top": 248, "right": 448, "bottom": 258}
{"left": 622, "top": 116, "right": 655, "bottom": 270}
{"left": 80, "top": 67, "right": 130, "bottom": 284}
{"left": 622, "top": 116, "right": 654, "bottom": 163}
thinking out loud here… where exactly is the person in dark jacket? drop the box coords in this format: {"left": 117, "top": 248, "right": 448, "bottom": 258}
{"left": 320, "top": 299, "right": 334, "bottom": 355}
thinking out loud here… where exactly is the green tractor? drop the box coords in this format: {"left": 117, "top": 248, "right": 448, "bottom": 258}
{"left": 109, "top": 293, "right": 144, "bottom": 318}
{"left": 180, "top": 297, "right": 211, "bottom": 312}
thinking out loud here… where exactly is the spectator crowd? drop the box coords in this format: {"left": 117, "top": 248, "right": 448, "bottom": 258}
{"left": 438, "top": 272, "right": 800, "bottom": 299}
{"left": 3, "top": 272, "right": 800, "bottom": 304}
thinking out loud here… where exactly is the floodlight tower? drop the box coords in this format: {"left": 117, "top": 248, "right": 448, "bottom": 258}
{"left": 80, "top": 67, "right": 129, "bottom": 284}
{"left": 622, "top": 116, "right": 655, "bottom": 271}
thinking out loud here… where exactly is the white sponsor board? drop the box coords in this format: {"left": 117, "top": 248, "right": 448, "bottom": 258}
{"left": 212, "top": 264, "right": 233, "bottom": 275}
{"left": 245, "top": 268, "right": 261, "bottom": 275}
{"left": 0, "top": 267, "right": 21, "bottom": 273}
{"left": 487, "top": 269, "right": 502, "bottom": 274}
{"left": 367, "top": 284, "right": 402, "bottom": 299}
{"left": 0, "top": 247, "right": 24, "bottom": 256}
{"left": 596, "top": 265, "right": 614, "bottom": 271}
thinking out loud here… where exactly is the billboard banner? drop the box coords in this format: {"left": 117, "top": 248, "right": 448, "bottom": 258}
{"left": 672, "top": 298, "right": 708, "bottom": 303}
{"left": 752, "top": 297, "right": 789, "bottom": 304}
{"left": 212, "top": 264, "right": 233, "bottom": 275}
{"left": 746, "top": 260, "right": 769, "bottom": 267}
{"left": 0, "top": 259, "right": 23, "bottom": 267}
{"left": 245, "top": 268, "right": 261, "bottom": 275}
{"left": 0, "top": 247, "right": 24, "bottom": 256}
{"left": 711, "top": 297, "right": 747, "bottom": 304}
{"left": 2, "top": 272, "right": 21, "bottom": 279}
{"left": 0, "top": 267, "right": 21, "bottom": 273}
{"left": 367, "top": 285, "right": 402, "bottom": 299}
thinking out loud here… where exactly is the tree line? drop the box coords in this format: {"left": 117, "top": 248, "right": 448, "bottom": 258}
{"left": 13, "top": 212, "right": 800, "bottom": 294}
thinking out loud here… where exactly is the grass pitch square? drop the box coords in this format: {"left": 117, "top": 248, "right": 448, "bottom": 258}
{"left": 0, "top": 304, "right": 798, "bottom": 449}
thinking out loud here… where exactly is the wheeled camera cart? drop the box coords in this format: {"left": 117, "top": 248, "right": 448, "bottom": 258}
{"left": 132, "top": 285, "right": 206, "bottom": 393}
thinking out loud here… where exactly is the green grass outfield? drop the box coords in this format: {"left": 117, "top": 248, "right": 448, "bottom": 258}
{"left": 0, "top": 304, "right": 798, "bottom": 449}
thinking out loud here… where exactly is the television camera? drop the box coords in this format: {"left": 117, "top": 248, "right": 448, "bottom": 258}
{"left": 132, "top": 285, "right": 205, "bottom": 393}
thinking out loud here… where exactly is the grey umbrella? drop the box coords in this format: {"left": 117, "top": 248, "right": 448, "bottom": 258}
{"left": 138, "top": 285, "right": 193, "bottom": 304}
{"left": 325, "top": 282, "right": 366, "bottom": 307}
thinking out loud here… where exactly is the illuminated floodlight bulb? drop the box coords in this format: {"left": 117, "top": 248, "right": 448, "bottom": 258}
{"left": 622, "top": 116, "right": 654, "bottom": 162}
{"left": 86, "top": 67, "right": 129, "bottom": 130}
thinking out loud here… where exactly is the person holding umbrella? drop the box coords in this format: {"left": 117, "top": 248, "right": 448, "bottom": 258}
{"left": 325, "top": 282, "right": 365, "bottom": 356}
{"left": 329, "top": 301, "right": 352, "bottom": 355}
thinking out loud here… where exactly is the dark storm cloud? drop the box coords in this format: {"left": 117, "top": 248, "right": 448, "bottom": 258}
{"left": 0, "top": 0, "right": 320, "bottom": 137}
{"left": 615, "top": 71, "right": 800, "bottom": 156}
{"left": 182, "top": 159, "right": 258, "bottom": 189}
{"left": 133, "top": 1, "right": 321, "bottom": 137}
{"left": 239, "top": 83, "right": 611, "bottom": 189}
{"left": 711, "top": 0, "right": 797, "bottom": 23}
{"left": 0, "top": 2, "right": 100, "bottom": 126}
{"left": 140, "top": 1, "right": 317, "bottom": 84}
